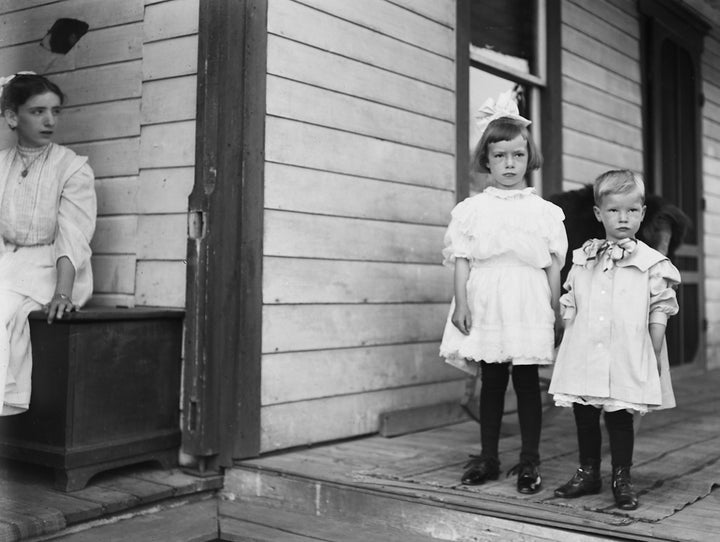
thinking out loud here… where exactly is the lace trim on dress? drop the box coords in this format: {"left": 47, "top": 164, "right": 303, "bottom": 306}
{"left": 552, "top": 393, "right": 650, "bottom": 414}
{"left": 484, "top": 186, "right": 536, "bottom": 199}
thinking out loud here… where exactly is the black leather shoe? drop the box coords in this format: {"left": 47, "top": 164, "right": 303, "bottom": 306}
{"left": 554, "top": 464, "right": 602, "bottom": 498}
{"left": 507, "top": 461, "right": 542, "bottom": 494}
{"left": 461, "top": 456, "right": 500, "bottom": 485}
{"left": 612, "top": 466, "right": 639, "bottom": 510}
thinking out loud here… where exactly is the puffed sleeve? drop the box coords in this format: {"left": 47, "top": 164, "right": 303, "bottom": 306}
{"left": 546, "top": 204, "right": 568, "bottom": 260}
{"left": 54, "top": 162, "right": 97, "bottom": 271}
{"left": 441, "top": 198, "right": 475, "bottom": 267}
{"left": 559, "top": 264, "right": 577, "bottom": 321}
{"left": 648, "top": 259, "right": 681, "bottom": 326}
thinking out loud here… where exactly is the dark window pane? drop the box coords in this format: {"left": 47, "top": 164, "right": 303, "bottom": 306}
{"left": 470, "top": 0, "right": 536, "bottom": 74}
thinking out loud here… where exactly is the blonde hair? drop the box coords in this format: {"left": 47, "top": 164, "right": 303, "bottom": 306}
{"left": 593, "top": 170, "right": 645, "bottom": 205}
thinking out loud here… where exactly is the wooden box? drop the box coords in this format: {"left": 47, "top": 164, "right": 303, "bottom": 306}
{"left": 0, "top": 307, "right": 184, "bottom": 491}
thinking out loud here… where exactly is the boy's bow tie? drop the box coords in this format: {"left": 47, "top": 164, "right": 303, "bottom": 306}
{"left": 582, "top": 238, "right": 637, "bottom": 271}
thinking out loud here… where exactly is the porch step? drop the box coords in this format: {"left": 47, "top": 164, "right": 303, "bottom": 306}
{"left": 220, "top": 501, "right": 441, "bottom": 541}
{"left": 33, "top": 494, "right": 218, "bottom": 541}
{"left": 224, "top": 466, "right": 616, "bottom": 542}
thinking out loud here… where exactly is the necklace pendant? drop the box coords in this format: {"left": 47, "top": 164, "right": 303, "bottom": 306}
{"left": 21, "top": 169, "right": 28, "bottom": 178}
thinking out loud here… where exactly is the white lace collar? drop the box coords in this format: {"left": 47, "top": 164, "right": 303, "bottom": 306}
{"left": 484, "top": 186, "right": 536, "bottom": 199}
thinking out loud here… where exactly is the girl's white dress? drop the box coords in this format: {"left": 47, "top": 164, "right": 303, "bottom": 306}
{"left": 439, "top": 187, "right": 567, "bottom": 375}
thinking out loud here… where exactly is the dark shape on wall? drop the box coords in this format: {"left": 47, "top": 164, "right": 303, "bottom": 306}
{"left": 40, "top": 18, "right": 89, "bottom": 54}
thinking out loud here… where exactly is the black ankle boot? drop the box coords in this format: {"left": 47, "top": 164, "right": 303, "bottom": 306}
{"left": 554, "top": 464, "right": 602, "bottom": 498}
{"left": 461, "top": 455, "right": 500, "bottom": 485}
{"left": 507, "top": 460, "right": 542, "bottom": 494}
{"left": 612, "top": 466, "right": 638, "bottom": 510}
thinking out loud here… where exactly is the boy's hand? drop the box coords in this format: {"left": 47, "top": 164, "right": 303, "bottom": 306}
{"left": 452, "top": 303, "right": 472, "bottom": 335}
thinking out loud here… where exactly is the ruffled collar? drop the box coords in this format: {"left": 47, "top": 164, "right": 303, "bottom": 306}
{"left": 572, "top": 239, "right": 668, "bottom": 272}
{"left": 484, "top": 186, "right": 535, "bottom": 199}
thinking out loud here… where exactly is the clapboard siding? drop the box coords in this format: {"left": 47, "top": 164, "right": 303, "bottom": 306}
{"left": 0, "top": 23, "right": 143, "bottom": 75}
{"left": 52, "top": 62, "right": 142, "bottom": 106}
{"left": 563, "top": 79, "right": 642, "bottom": 128}
{"left": 297, "top": 0, "right": 454, "bottom": 58}
{"left": 567, "top": 0, "right": 639, "bottom": 37}
{"left": 260, "top": 0, "right": 457, "bottom": 451}
{"left": 269, "top": 0, "right": 453, "bottom": 89}
{"left": 95, "top": 177, "right": 139, "bottom": 215}
{"left": 142, "top": 35, "right": 198, "bottom": 81}
{"left": 260, "top": 380, "right": 464, "bottom": 451}
{"left": 266, "top": 117, "right": 454, "bottom": 189}
{"left": 264, "top": 210, "right": 444, "bottom": 264}
{"left": 265, "top": 163, "right": 453, "bottom": 225}
{"left": 563, "top": 103, "right": 643, "bottom": 150}
{"left": 563, "top": 155, "right": 617, "bottom": 187}
{"left": 0, "top": 0, "right": 55, "bottom": 12}
{"left": 561, "top": 1, "right": 642, "bottom": 194}
{"left": 144, "top": 0, "right": 198, "bottom": 42}
{"left": 267, "top": 36, "right": 453, "bottom": 121}
{"left": 263, "top": 258, "right": 451, "bottom": 304}
{"left": 263, "top": 303, "right": 447, "bottom": 354}
{"left": 137, "top": 215, "right": 187, "bottom": 259}
{"left": 564, "top": 0, "right": 639, "bottom": 58}
{"left": 142, "top": 76, "right": 197, "bottom": 125}
{"left": 707, "top": 156, "right": 720, "bottom": 179}
{"left": 562, "top": 25, "right": 639, "bottom": 82}
{"left": 387, "top": 0, "right": 455, "bottom": 26}
{"left": 91, "top": 255, "right": 136, "bottom": 294}
{"left": 562, "top": 51, "right": 641, "bottom": 105}
{"left": 563, "top": 128, "right": 642, "bottom": 170}
{"left": 0, "top": 0, "right": 143, "bottom": 47}
{"left": 140, "top": 121, "right": 196, "bottom": 169}
{"left": 91, "top": 216, "right": 138, "bottom": 254}
{"left": 56, "top": 101, "right": 141, "bottom": 144}
{"left": 262, "top": 343, "right": 456, "bottom": 405}
{"left": 704, "top": 28, "right": 720, "bottom": 369}
{"left": 71, "top": 138, "right": 140, "bottom": 178}
{"left": 136, "top": 168, "right": 195, "bottom": 214}
{"left": 135, "top": 260, "right": 186, "bottom": 307}
{"left": 133, "top": 0, "right": 199, "bottom": 308}
{"left": 267, "top": 76, "right": 454, "bottom": 153}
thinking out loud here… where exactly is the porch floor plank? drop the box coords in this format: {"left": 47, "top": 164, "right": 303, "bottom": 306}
{"left": 0, "top": 463, "right": 222, "bottom": 541}
{"left": 236, "top": 368, "right": 720, "bottom": 541}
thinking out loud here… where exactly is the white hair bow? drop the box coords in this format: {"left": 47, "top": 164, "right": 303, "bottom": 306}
{"left": 475, "top": 89, "right": 531, "bottom": 138}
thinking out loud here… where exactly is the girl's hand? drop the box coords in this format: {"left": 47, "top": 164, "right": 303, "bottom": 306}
{"left": 452, "top": 303, "right": 472, "bottom": 335}
{"left": 655, "top": 348, "right": 662, "bottom": 376}
{"left": 44, "top": 292, "right": 76, "bottom": 323}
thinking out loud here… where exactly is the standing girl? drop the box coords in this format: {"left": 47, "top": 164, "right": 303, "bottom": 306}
{"left": 0, "top": 72, "right": 96, "bottom": 415}
{"left": 550, "top": 170, "right": 680, "bottom": 510}
{"left": 440, "top": 91, "right": 567, "bottom": 494}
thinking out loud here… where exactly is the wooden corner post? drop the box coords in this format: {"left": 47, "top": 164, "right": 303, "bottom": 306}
{"left": 183, "top": 0, "right": 267, "bottom": 469}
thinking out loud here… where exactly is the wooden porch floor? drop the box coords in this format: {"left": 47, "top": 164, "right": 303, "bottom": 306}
{"left": 0, "top": 461, "right": 222, "bottom": 541}
{"left": 235, "top": 367, "right": 720, "bottom": 541}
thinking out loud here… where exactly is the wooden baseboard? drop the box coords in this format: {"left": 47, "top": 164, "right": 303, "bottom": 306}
{"left": 379, "top": 401, "right": 470, "bottom": 437}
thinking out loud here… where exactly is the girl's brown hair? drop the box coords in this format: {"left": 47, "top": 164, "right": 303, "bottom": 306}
{"left": 0, "top": 73, "right": 65, "bottom": 113}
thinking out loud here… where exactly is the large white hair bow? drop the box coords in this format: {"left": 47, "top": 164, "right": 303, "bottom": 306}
{"left": 0, "top": 71, "right": 37, "bottom": 104}
{"left": 475, "top": 89, "right": 531, "bottom": 139}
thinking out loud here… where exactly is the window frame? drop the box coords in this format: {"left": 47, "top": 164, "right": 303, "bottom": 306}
{"left": 455, "top": 0, "right": 562, "bottom": 200}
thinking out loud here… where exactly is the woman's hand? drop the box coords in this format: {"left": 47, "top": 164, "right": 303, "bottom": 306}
{"left": 44, "top": 292, "right": 76, "bottom": 323}
{"left": 452, "top": 302, "right": 472, "bottom": 335}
